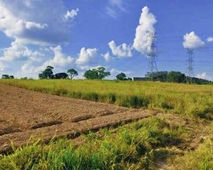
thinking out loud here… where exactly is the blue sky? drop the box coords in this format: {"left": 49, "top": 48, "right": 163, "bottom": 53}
{"left": 0, "top": 0, "right": 213, "bottom": 80}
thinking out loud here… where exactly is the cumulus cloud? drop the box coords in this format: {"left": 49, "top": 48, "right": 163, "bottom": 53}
{"left": 197, "top": 72, "right": 212, "bottom": 80}
{"left": 64, "top": 8, "right": 79, "bottom": 20}
{"left": 207, "top": 37, "right": 213, "bottom": 42}
{"left": 0, "top": 0, "right": 78, "bottom": 45}
{"left": 133, "top": 6, "right": 157, "bottom": 56}
{"left": 108, "top": 40, "right": 132, "bottom": 58}
{"left": 183, "top": 32, "right": 205, "bottom": 49}
{"left": 76, "top": 47, "right": 98, "bottom": 65}
{"left": 25, "top": 22, "right": 48, "bottom": 30}
{"left": 102, "top": 52, "right": 113, "bottom": 62}
{"left": 37, "top": 45, "right": 74, "bottom": 71}
{"left": 0, "top": 40, "right": 44, "bottom": 61}
{"left": 17, "top": 45, "right": 74, "bottom": 78}
{"left": 20, "top": 61, "right": 37, "bottom": 77}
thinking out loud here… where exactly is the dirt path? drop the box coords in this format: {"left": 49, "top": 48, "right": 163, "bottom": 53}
{"left": 0, "top": 83, "right": 157, "bottom": 154}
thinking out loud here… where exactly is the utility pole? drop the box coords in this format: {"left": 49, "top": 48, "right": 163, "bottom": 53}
{"left": 147, "top": 32, "right": 158, "bottom": 81}
{"left": 186, "top": 49, "right": 194, "bottom": 83}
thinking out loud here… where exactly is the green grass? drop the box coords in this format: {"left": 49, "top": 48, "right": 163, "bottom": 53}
{"left": 1, "top": 79, "right": 213, "bottom": 119}
{"left": 170, "top": 135, "right": 213, "bottom": 170}
{"left": 1, "top": 79, "right": 213, "bottom": 169}
{"left": 0, "top": 116, "right": 186, "bottom": 170}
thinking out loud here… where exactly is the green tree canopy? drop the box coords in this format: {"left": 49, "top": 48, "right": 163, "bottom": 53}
{"left": 84, "top": 67, "right": 110, "bottom": 80}
{"left": 54, "top": 72, "right": 68, "bottom": 79}
{"left": 67, "top": 69, "right": 78, "bottom": 79}
{"left": 145, "top": 71, "right": 168, "bottom": 81}
{"left": 2, "top": 74, "right": 10, "bottom": 79}
{"left": 116, "top": 72, "right": 127, "bottom": 80}
{"left": 9, "top": 75, "right": 14, "bottom": 79}
{"left": 39, "top": 66, "right": 54, "bottom": 79}
{"left": 167, "top": 71, "right": 186, "bottom": 83}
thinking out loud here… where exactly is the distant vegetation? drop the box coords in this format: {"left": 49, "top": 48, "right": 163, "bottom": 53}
{"left": 145, "top": 71, "right": 212, "bottom": 84}
{"left": 116, "top": 72, "right": 132, "bottom": 81}
{"left": 83, "top": 67, "right": 111, "bottom": 80}
{"left": 1, "top": 65, "right": 212, "bottom": 84}
{"left": 38, "top": 66, "right": 79, "bottom": 80}
{"left": 1, "top": 74, "right": 14, "bottom": 79}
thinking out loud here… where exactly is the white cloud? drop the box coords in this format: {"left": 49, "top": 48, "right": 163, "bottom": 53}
{"left": 197, "top": 72, "right": 212, "bottom": 80}
{"left": 108, "top": 40, "right": 132, "bottom": 58}
{"left": 64, "top": 8, "right": 79, "bottom": 20}
{"left": 102, "top": 52, "right": 113, "bottom": 62}
{"left": 76, "top": 47, "right": 98, "bottom": 65}
{"left": 133, "top": 6, "right": 157, "bottom": 56}
{"left": 17, "top": 45, "right": 74, "bottom": 78}
{"left": 106, "top": 6, "right": 117, "bottom": 18}
{"left": 106, "top": 0, "right": 126, "bottom": 18}
{"left": 207, "top": 37, "right": 213, "bottom": 42}
{"left": 25, "top": 22, "right": 48, "bottom": 29}
{"left": 110, "top": 68, "right": 131, "bottom": 74}
{"left": 0, "top": 0, "right": 78, "bottom": 45}
{"left": 37, "top": 45, "right": 74, "bottom": 71}
{"left": 0, "top": 62, "right": 5, "bottom": 71}
{"left": 109, "top": 0, "right": 124, "bottom": 9}
{"left": 20, "top": 61, "right": 36, "bottom": 77}
{"left": 0, "top": 40, "right": 44, "bottom": 62}
{"left": 183, "top": 32, "right": 205, "bottom": 49}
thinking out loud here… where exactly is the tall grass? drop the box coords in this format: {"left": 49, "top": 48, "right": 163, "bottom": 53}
{"left": 1, "top": 79, "right": 213, "bottom": 169}
{"left": 1, "top": 79, "right": 213, "bottom": 119}
{"left": 170, "top": 135, "right": 213, "bottom": 170}
{"left": 0, "top": 116, "right": 185, "bottom": 170}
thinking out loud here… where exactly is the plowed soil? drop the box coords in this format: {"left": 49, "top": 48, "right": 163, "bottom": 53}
{"left": 0, "top": 83, "right": 157, "bottom": 154}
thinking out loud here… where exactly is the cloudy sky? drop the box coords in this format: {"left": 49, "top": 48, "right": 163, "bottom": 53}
{"left": 0, "top": 0, "right": 213, "bottom": 80}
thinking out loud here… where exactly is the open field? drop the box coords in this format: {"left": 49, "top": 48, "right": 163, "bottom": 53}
{"left": 0, "top": 80, "right": 213, "bottom": 169}
{"left": 1, "top": 79, "right": 213, "bottom": 119}
{"left": 0, "top": 83, "right": 156, "bottom": 155}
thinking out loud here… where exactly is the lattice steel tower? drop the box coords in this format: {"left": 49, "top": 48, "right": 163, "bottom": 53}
{"left": 147, "top": 32, "right": 158, "bottom": 81}
{"left": 186, "top": 49, "right": 194, "bottom": 83}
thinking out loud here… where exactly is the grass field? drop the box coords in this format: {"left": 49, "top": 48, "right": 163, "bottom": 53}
{"left": 1, "top": 79, "right": 213, "bottom": 119}
{"left": 0, "top": 79, "right": 213, "bottom": 169}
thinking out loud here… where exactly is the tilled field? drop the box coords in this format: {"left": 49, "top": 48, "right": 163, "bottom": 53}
{"left": 0, "top": 83, "right": 157, "bottom": 154}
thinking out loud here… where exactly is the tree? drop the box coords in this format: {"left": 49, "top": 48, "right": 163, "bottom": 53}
{"left": 84, "top": 67, "right": 110, "bottom": 80}
{"left": 145, "top": 71, "right": 168, "bottom": 81}
{"left": 2, "top": 74, "right": 10, "bottom": 79}
{"left": 67, "top": 69, "right": 78, "bottom": 79}
{"left": 39, "top": 66, "right": 54, "bottom": 79}
{"left": 167, "top": 71, "right": 186, "bottom": 83}
{"left": 116, "top": 72, "right": 127, "bottom": 80}
{"left": 10, "top": 75, "right": 14, "bottom": 79}
{"left": 54, "top": 72, "right": 68, "bottom": 79}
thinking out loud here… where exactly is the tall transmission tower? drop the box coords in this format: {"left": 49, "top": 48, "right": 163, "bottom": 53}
{"left": 186, "top": 49, "right": 194, "bottom": 83}
{"left": 147, "top": 32, "right": 158, "bottom": 81}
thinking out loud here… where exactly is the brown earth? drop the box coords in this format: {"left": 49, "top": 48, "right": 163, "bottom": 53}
{"left": 0, "top": 83, "right": 157, "bottom": 154}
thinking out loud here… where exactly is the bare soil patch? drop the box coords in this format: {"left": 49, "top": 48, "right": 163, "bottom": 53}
{"left": 0, "top": 83, "right": 156, "bottom": 154}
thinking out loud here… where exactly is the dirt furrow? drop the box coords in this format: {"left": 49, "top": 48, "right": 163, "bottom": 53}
{"left": 0, "top": 83, "right": 157, "bottom": 154}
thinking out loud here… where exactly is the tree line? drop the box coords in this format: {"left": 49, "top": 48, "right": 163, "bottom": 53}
{"left": 145, "top": 71, "right": 212, "bottom": 84}
{"left": 38, "top": 66, "right": 78, "bottom": 79}
{"left": 1, "top": 66, "right": 212, "bottom": 84}
{"left": 38, "top": 66, "right": 131, "bottom": 80}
